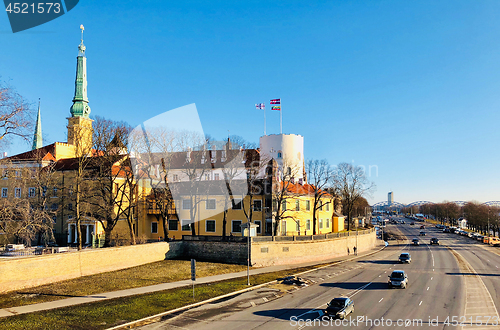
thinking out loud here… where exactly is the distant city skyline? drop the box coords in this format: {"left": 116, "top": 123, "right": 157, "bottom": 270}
{"left": 1, "top": 1, "right": 499, "bottom": 205}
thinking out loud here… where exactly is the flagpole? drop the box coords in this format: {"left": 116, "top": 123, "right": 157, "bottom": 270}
{"left": 280, "top": 100, "right": 282, "bottom": 134}
{"left": 264, "top": 106, "right": 266, "bottom": 136}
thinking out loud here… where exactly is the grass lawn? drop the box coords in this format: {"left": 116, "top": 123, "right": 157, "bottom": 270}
{"left": 0, "top": 265, "right": 320, "bottom": 330}
{"left": 0, "top": 259, "right": 247, "bottom": 309}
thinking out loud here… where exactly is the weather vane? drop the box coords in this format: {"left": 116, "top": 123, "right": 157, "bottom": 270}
{"left": 78, "top": 24, "right": 86, "bottom": 55}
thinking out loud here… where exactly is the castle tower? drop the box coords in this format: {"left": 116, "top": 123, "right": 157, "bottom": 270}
{"left": 32, "top": 99, "right": 43, "bottom": 150}
{"left": 67, "top": 25, "right": 93, "bottom": 153}
{"left": 259, "top": 134, "right": 305, "bottom": 183}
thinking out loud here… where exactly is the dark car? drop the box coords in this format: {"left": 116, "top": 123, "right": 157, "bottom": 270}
{"left": 324, "top": 297, "right": 354, "bottom": 319}
{"left": 410, "top": 222, "right": 415, "bottom": 226}
{"left": 420, "top": 225, "right": 425, "bottom": 229}
{"left": 388, "top": 270, "right": 408, "bottom": 289}
{"left": 419, "top": 231, "right": 426, "bottom": 236}
{"left": 399, "top": 252, "right": 411, "bottom": 263}
{"left": 412, "top": 238, "right": 420, "bottom": 245}
{"left": 430, "top": 238, "right": 439, "bottom": 245}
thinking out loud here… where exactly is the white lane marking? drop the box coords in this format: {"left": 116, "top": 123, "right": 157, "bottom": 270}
{"left": 419, "top": 301, "right": 423, "bottom": 306}
{"left": 379, "top": 298, "right": 383, "bottom": 302}
{"left": 427, "top": 287, "right": 429, "bottom": 291}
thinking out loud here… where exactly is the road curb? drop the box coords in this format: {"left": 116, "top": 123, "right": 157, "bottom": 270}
{"left": 106, "top": 244, "right": 387, "bottom": 330}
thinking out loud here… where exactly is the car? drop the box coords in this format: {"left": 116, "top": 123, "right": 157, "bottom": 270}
{"left": 430, "top": 238, "right": 439, "bottom": 245}
{"left": 399, "top": 252, "right": 411, "bottom": 263}
{"left": 419, "top": 231, "right": 426, "bottom": 236}
{"left": 412, "top": 238, "right": 420, "bottom": 245}
{"left": 420, "top": 225, "right": 425, "bottom": 229}
{"left": 324, "top": 297, "right": 354, "bottom": 319}
{"left": 388, "top": 270, "right": 408, "bottom": 289}
{"left": 410, "top": 222, "right": 415, "bottom": 226}
{"left": 443, "top": 228, "right": 451, "bottom": 233}
{"left": 401, "top": 220, "right": 405, "bottom": 224}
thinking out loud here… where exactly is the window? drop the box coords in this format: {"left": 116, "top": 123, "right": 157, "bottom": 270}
{"left": 28, "top": 187, "right": 36, "bottom": 198}
{"left": 253, "top": 200, "right": 262, "bottom": 212}
{"left": 68, "top": 203, "right": 73, "bottom": 211}
{"left": 151, "top": 222, "right": 158, "bottom": 234}
{"left": 42, "top": 186, "right": 47, "bottom": 197}
{"left": 232, "top": 220, "right": 242, "bottom": 233}
{"left": 277, "top": 151, "right": 282, "bottom": 158}
{"left": 282, "top": 200, "right": 287, "bottom": 211}
{"left": 254, "top": 220, "right": 261, "bottom": 234}
{"left": 182, "top": 199, "right": 191, "bottom": 210}
{"left": 1, "top": 188, "right": 7, "bottom": 198}
{"left": 206, "top": 199, "right": 216, "bottom": 210}
{"left": 206, "top": 220, "right": 216, "bottom": 233}
{"left": 214, "top": 173, "right": 220, "bottom": 180}
{"left": 306, "top": 219, "right": 311, "bottom": 230}
{"left": 52, "top": 187, "right": 57, "bottom": 197}
{"left": 296, "top": 221, "right": 300, "bottom": 232}
{"left": 295, "top": 200, "right": 300, "bottom": 211}
{"left": 326, "top": 203, "right": 330, "bottom": 211}
{"left": 319, "top": 219, "right": 323, "bottom": 229}
{"left": 233, "top": 198, "right": 242, "bottom": 210}
{"left": 68, "top": 185, "right": 73, "bottom": 196}
{"left": 51, "top": 203, "right": 58, "bottom": 211}
{"left": 68, "top": 215, "right": 73, "bottom": 220}
{"left": 306, "top": 200, "right": 310, "bottom": 211}
{"left": 168, "top": 220, "right": 178, "bottom": 231}
{"left": 181, "top": 220, "right": 191, "bottom": 231}
{"left": 15, "top": 187, "right": 21, "bottom": 198}
{"left": 52, "top": 216, "right": 57, "bottom": 223}
{"left": 173, "top": 174, "right": 179, "bottom": 182}
{"left": 205, "top": 173, "right": 211, "bottom": 181}
{"left": 326, "top": 218, "right": 330, "bottom": 228}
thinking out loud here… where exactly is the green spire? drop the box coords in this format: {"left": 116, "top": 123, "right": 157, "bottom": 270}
{"left": 32, "top": 99, "right": 43, "bottom": 150}
{"left": 70, "top": 24, "right": 91, "bottom": 118}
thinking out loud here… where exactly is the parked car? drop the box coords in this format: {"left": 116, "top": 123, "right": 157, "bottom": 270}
{"left": 399, "top": 252, "right": 411, "bottom": 263}
{"left": 388, "top": 270, "right": 408, "bottom": 289}
{"left": 443, "top": 228, "right": 451, "bottom": 233}
{"left": 419, "top": 231, "right": 426, "bottom": 236}
{"left": 410, "top": 222, "right": 415, "bottom": 226}
{"left": 430, "top": 238, "right": 439, "bottom": 245}
{"left": 420, "top": 225, "right": 425, "bottom": 229}
{"left": 324, "top": 297, "right": 354, "bottom": 319}
{"left": 412, "top": 238, "right": 420, "bottom": 245}
{"left": 6, "top": 244, "right": 25, "bottom": 252}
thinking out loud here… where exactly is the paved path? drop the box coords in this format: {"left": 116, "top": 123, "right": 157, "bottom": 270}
{"left": 0, "top": 241, "right": 386, "bottom": 318}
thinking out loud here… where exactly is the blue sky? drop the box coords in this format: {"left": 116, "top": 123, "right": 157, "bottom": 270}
{"left": 1, "top": 0, "right": 499, "bottom": 205}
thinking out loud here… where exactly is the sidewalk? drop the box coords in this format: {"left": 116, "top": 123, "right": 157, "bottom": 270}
{"left": 0, "top": 240, "right": 386, "bottom": 318}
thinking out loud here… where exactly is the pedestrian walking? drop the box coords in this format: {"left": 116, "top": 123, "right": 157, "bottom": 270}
{"left": 353, "top": 246, "right": 357, "bottom": 255}
{"left": 347, "top": 247, "right": 350, "bottom": 255}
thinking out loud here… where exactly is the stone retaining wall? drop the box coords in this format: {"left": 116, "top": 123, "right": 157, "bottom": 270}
{"left": 0, "top": 241, "right": 183, "bottom": 294}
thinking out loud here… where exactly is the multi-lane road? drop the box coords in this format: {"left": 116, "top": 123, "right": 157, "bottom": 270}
{"left": 139, "top": 219, "right": 500, "bottom": 329}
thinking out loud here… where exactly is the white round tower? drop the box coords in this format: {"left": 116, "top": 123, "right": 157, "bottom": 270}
{"left": 259, "top": 134, "right": 304, "bottom": 183}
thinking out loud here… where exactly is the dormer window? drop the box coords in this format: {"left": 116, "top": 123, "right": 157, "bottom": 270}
{"left": 277, "top": 151, "right": 282, "bottom": 159}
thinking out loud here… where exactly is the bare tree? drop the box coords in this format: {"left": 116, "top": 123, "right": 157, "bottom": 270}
{"left": 306, "top": 159, "right": 335, "bottom": 235}
{"left": 271, "top": 160, "right": 302, "bottom": 236}
{"left": 87, "top": 117, "right": 134, "bottom": 247}
{"left": 333, "top": 162, "right": 375, "bottom": 231}
{"left": 0, "top": 80, "right": 33, "bottom": 148}
{"left": 0, "top": 156, "right": 55, "bottom": 246}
